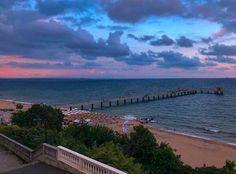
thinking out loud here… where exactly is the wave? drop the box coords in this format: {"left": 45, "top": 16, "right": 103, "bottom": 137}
{"left": 122, "top": 114, "right": 137, "bottom": 120}
{"left": 155, "top": 127, "right": 236, "bottom": 147}
{"left": 204, "top": 127, "right": 221, "bottom": 133}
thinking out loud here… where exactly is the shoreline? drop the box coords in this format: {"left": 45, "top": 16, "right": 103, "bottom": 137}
{"left": 147, "top": 125, "right": 236, "bottom": 149}
{"left": 0, "top": 99, "right": 235, "bottom": 167}
{"left": 63, "top": 109, "right": 236, "bottom": 167}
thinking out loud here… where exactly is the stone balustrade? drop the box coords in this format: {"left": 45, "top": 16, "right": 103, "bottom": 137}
{"left": 0, "top": 133, "right": 127, "bottom": 174}
{"left": 57, "top": 146, "right": 127, "bottom": 174}
{"left": 0, "top": 133, "right": 33, "bottom": 162}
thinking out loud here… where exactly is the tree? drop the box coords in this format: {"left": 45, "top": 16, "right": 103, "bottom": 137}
{"left": 150, "top": 143, "right": 183, "bottom": 174}
{"left": 124, "top": 125, "right": 157, "bottom": 169}
{"left": 16, "top": 103, "right": 23, "bottom": 110}
{"left": 12, "top": 104, "right": 64, "bottom": 142}
{"left": 89, "top": 142, "right": 148, "bottom": 174}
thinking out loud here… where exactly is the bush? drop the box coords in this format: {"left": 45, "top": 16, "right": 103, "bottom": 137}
{"left": 89, "top": 142, "right": 148, "bottom": 174}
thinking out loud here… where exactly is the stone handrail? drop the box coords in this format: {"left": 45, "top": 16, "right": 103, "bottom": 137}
{"left": 0, "top": 133, "right": 127, "bottom": 174}
{"left": 0, "top": 133, "right": 33, "bottom": 162}
{"left": 57, "top": 146, "right": 127, "bottom": 174}
{"left": 43, "top": 143, "right": 57, "bottom": 160}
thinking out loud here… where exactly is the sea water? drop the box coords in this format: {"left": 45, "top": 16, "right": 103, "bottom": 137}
{"left": 0, "top": 78, "right": 235, "bottom": 144}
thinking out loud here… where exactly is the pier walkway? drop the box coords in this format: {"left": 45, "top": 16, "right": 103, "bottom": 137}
{"left": 65, "top": 87, "right": 224, "bottom": 111}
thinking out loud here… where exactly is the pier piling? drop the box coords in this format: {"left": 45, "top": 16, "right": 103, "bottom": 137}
{"left": 73, "top": 87, "right": 223, "bottom": 111}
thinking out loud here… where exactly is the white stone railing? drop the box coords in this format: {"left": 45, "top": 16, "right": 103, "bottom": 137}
{"left": 0, "top": 133, "right": 127, "bottom": 174}
{"left": 0, "top": 133, "right": 33, "bottom": 162}
{"left": 57, "top": 146, "right": 127, "bottom": 174}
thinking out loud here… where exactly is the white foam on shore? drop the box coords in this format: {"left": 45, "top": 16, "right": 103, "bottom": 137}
{"left": 149, "top": 126, "right": 236, "bottom": 147}
{"left": 0, "top": 98, "right": 33, "bottom": 105}
{"left": 122, "top": 114, "right": 137, "bottom": 120}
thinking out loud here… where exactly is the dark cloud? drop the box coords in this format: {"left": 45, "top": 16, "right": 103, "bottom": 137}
{"left": 150, "top": 35, "right": 174, "bottom": 46}
{"left": 200, "top": 44, "right": 236, "bottom": 56}
{"left": 176, "top": 36, "right": 196, "bottom": 47}
{"left": 115, "top": 50, "right": 215, "bottom": 69}
{"left": 116, "top": 51, "right": 156, "bottom": 65}
{"left": 0, "top": 12, "right": 130, "bottom": 61}
{"left": 206, "top": 56, "right": 236, "bottom": 64}
{"left": 156, "top": 51, "right": 212, "bottom": 69}
{"left": 101, "top": 0, "right": 183, "bottom": 23}
{"left": 201, "top": 37, "right": 213, "bottom": 44}
{"left": 76, "top": 31, "right": 130, "bottom": 58}
{"left": 0, "top": 0, "right": 26, "bottom": 9}
{"left": 2, "top": 61, "right": 73, "bottom": 69}
{"left": 127, "top": 34, "right": 155, "bottom": 42}
{"left": 186, "top": 1, "right": 236, "bottom": 33}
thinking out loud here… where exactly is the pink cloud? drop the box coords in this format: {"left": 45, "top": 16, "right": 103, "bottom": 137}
{"left": 212, "top": 28, "right": 227, "bottom": 39}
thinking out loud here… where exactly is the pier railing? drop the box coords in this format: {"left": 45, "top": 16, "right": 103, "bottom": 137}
{"left": 0, "top": 133, "right": 127, "bottom": 174}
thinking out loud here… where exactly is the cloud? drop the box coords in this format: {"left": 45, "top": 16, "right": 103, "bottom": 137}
{"left": 101, "top": 0, "right": 183, "bottom": 23}
{"left": 156, "top": 51, "right": 212, "bottom": 69}
{"left": 127, "top": 34, "right": 155, "bottom": 42}
{"left": 176, "top": 36, "right": 196, "bottom": 47}
{"left": 115, "top": 50, "right": 215, "bottom": 69}
{"left": 150, "top": 35, "right": 175, "bottom": 46}
{"left": 206, "top": 56, "right": 236, "bottom": 64}
{"left": 201, "top": 37, "right": 212, "bottom": 44}
{"left": 1, "top": 61, "right": 73, "bottom": 69}
{"left": 200, "top": 44, "right": 236, "bottom": 56}
{"left": 116, "top": 51, "right": 156, "bottom": 65}
{"left": 0, "top": 10, "right": 130, "bottom": 61}
{"left": 0, "top": 0, "right": 26, "bottom": 9}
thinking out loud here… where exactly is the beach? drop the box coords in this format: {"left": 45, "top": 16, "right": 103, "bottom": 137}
{"left": 1, "top": 100, "right": 235, "bottom": 168}
{"left": 63, "top": 109, "right": 236, "bottom": 168}
{"left": 0, "top": 100, "right": 32, "bottom": 124}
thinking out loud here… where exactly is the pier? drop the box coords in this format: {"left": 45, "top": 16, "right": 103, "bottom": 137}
{"left": 66, "top": 87, "right": 223, "bottom": 111}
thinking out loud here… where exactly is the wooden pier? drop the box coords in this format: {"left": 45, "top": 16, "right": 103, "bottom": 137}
{"left": 67, "top": 87, "right": 223, "bottom": 111}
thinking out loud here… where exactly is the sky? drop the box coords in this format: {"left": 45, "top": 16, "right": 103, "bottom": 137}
{"left": 0, "top": 0, "right": 236, "bottom": 78}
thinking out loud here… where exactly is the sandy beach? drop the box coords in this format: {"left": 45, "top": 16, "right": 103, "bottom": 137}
{"left": 0, "top": 100, "right": 235, "bottom": 168}
{"left": 64, "top": 110, "right": 236, "bottom": 168}
{"left": 0, "top": 100, "right": 32, "bottom": 123}
{"left": 0, "top": 100, "right": 32, "bottom": 111}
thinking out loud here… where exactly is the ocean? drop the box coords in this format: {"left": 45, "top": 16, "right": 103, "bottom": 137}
{"left": 0, "top": 78, "right": 235, "bottom": 144}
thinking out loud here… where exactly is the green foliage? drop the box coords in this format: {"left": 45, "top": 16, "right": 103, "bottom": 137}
{"left": 1, "top": 122, "right": 235, "bottom": 174}
{"left": 89, "top": 142, "right": 148, "bottom": 174}
{"left": 221, "top": 161, "right": 236, "bottom": 174}
{"left": 12, "top": 104, "right": 64, "bottom": 131}
{"left": 0, "top": 125, "right": 44, "bottom": 149}
{"left": 16, "top": 103, "right": 23, "bottom": 110}
{"left": 61, "top": 124, "right": 117, "bottom": 148}
{"left": 12, "top": 104, "right": 64, "bottom": 142}
{"left": 124, "top": 125, "right": 157, "bottom": 168}
{"left": 150, "top": 143, "right": 183, "bottom": 174}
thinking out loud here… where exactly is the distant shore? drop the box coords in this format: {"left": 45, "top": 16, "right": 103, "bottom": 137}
{"left": 1, "top": 99, "right": 236, "bottom": 167}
